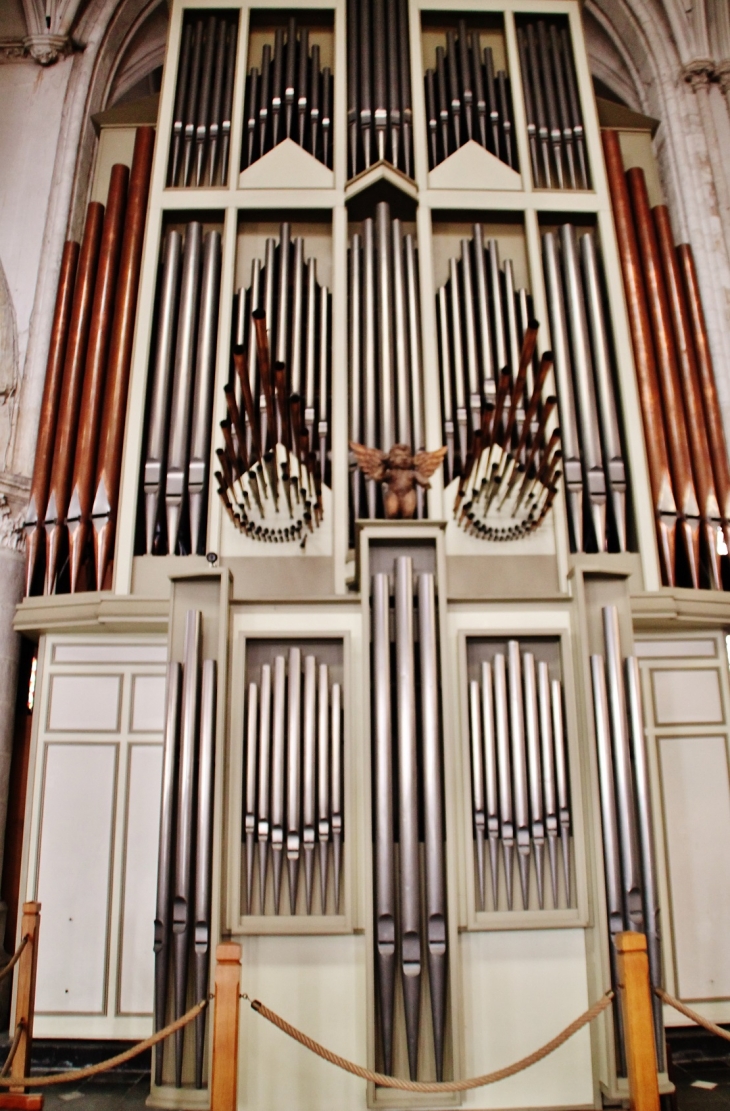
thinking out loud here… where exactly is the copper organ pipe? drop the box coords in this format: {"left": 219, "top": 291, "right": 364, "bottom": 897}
{"left": 67, "top": 163, "right": 129, "bottom": 593}
{"left": 601, "top": 130, "right": 677, "bottom": 585}
{"left": 24, "top": 239, "right": 79, "bottom": 595}
{"left": 653, "top": 205, "right": 722, "bottom": 588}
{"left": 44, "top": 201, "right": 104, "bottom": 595}
{"left": 92, "top": 125, "right": 155, "bottom": 591}
{"left": 627, "top": 167, "right": 701, "bottom": 586}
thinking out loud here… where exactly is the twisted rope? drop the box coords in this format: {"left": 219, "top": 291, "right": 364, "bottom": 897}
{"left": 0, "top": 999, "right": 207, "bottom": 1088}
{"left": 1, "top": 1021, "right": 25, "bottom": 1078}
{"left": 657, "top": 987, "right": 730, "bottom": 1042}
{"left": 0, "top": 937, "right": 29, "bottom": 983}
{"left": 249, "top": 990, "right": 614, "bottom": 1092}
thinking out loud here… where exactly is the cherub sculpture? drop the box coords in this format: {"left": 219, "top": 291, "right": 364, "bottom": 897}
{"left": 350, "top": 442, "right": 448, "bottom": 518}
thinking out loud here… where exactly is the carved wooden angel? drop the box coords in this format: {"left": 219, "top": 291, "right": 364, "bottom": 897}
{"left": 350, "top": 442, "right": 448, "bottom": 519}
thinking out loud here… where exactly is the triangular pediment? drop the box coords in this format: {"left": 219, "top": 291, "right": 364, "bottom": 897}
{"left": 238, "top": 139, "right": 334, "bottom": 189}
{"left": 345, "top": 161, "right": 418, "bottom": 221}
{"left": 428, "top": 141, "right": 523, "bottom": 191}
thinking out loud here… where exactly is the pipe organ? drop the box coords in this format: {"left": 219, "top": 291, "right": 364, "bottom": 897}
{"left": 16, "top": 2, "right": 730, "bottom": 1111}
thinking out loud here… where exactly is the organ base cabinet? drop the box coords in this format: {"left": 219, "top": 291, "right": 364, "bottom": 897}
{"left": 14, "top": 0, "right": 730, "bottom": 1107}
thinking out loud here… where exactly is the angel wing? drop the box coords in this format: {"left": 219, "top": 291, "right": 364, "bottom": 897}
{"left": 350, "top": 441, "right": 388, "bottom": 482}
{"left": 414, "top": 446, "right": 448, "bottom": 482}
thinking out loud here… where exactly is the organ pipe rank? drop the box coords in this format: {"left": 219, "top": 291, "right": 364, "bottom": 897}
{"left": 424, "top": 20, "right": 517, "bottom": 172}
{"left": 242, "top": 17, "right": 333, "bottom": 171}
{"left": 604, "top": 129, "right": 730, "bottom": 589}
{"left": 372, "top": 557, "right": 448, "bottom": 1081}
{"left": 347, "top": 0, "right": 413, "bottom": 178}
{"left": 24, "top": 127, "right": 154, "bottom": 596}
{"left": 436, "top": 227, "right": 562, "bottom": 540}
{"left": 142, "top": 221, "right": 222, "bottom": 556}
{"left": 590, "top": 605, "right": 663, "bottom": 1074}
{"left": 243, "top": 650, "right": 343, "bottom": 916}
{"left": 216, "top": 224, "right": 331, "bottom": 544}
{"left": 516, "top": 17, "right": 588, "bottom": 189}
{"left": 469, "top": 643, "right": 571, "bottom": 912}
{"left": 168, "top": 11, "right": 238, "bottom": 187}
{"left": 349, "top": 201, "right": 425, "bottom": 531}
{"left": 154, "top": 610, "right": 217, "bottom": 1090}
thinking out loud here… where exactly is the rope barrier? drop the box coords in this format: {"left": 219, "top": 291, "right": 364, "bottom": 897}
{"left": 0, "top": 937, "right": 29, "bottom": 983}
{"left": 1, "top": 1021, "right": 25, "bottom": 1078}
{"left": 249, "top": 990, "right": 614, "bottom": 1092}
{"left": 0, "top": 999, "right": 207, "bottom": 1088}
{"left": 657, "top": 987, "right": 730, "bottom": 1043}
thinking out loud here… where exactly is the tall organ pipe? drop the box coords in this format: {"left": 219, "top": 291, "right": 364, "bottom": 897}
{"left": 602, "top": 130, "right": 677, "bottom": 585}
{"left": 24, "top": 239, "right": 79, "bottom": 595}
{"left": 44, "top": 203, "right": 104, "bottom": 595}
{"left": 418, "top": 571, "right": 446, "bottom": 1082}
{"left": 67, "top": 164, "right": 129, "bottom": 592}
{"left": 627, "top": 168, "right": 700, "bottom": 586}
{"left": 188, "top": 231, "right": 222, "bottom": 555}
{"left": 194, "top": 658, "right": 216, "bottom": 1089}
{"left": 92, "top": 126, "right": 155, "bottom": 590}
{"left": 372, "top": 572, "right": 395, "bottom": 1076}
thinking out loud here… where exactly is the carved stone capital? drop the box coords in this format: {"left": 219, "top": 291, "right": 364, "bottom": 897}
{"left": 22, "top": 33, "right": 69, "bottom": 65}
{"left": 682, "top": 58, "right": 715, "bottom": 89}
{"left": 716, "top": 61, "right": 730, "bottom": 95}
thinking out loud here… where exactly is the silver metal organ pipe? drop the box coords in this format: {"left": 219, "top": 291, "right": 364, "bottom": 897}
{"left": 244, "top": 682, "right": 258, "bottom": 915}
{"left": 488, "top": 238, "right": 507, "bottom": 374}
{"left": 276, "top": 222, "right": 291, "bottom": 366}
{"left": 542, "top": 230, "right": 582, "bottom": 549}
{"left": 503, "top": 259, "right": 521, "bottom": 380}
{"left": 551, "top": 678, "right": 571, "bottom": 904}
{"left": 517, "top": 287, "right": 535, "bottom": 399}
{"left": 437, "top": 286, "right": 455, "bottom": 481}
{"left": 392, "top": 219, "right": 412, "bottom": 446}
{"left": 154, "top": 662, "right": 181, "bottom": 1085}
{"left": 626, "top": 655, "right": 664, "bottom": 1067}
{"left": 145, "top": 231, "right": 182, "bottom": 554}
{"left": 290, "top": 237, "right": 305, "bottom": 395}
{"left": 350, "top": 236, "right": 362, "bottom": 518}
{"left": 395, "top": 556, "right": 422, "bottom": 1081}
{"left": 590, "top": 653, "right": 627, "bottom": 1074}
{"left": 602, "top": 606, "right": 643, "bottom": 930}
{"left": 331, "top": 680, "right": 343, "bottom": 914}
{"left": 257, "top": 664, "right": 272, "bottom": 912}
{"left": 173, "top": 610, "right": 200, "bottom": 1087}
{"left": 363, "top": 219, "right": 377, "bottom": 517}
{"left": 418, "top": 571, "right": 447, "bottom": 1082}
{"left": 481, "top": 661, "right": 500, "bottom": 910}
{"left": 493, "top": 653, "right": 514, "bottom": 909}
{"left": 247, "top": 258, "right": 261, "bottom": 399}
{"left": 194, "top": 657, "right": 216, "bottom": 1089}
{"left": 560, "top": 223, "right": 606, "bottom": 551}
{"left": 448, "top": 257, "right": 468, "bottom": 467}
{"left": 286, "top": 647, "right": 303, "bottom": 914}
{"left": 461, "top": 238, "right": 481, "bottom": 432}
{"left": 263, "top": 237, "right": 276, "bottom": 345}
{"left": 317, "top": 663, "right": 330, "bottom": 911}
{"left": 537, "top": 661, "right": 559, "bottom": 907}
{"left": 271, "top": 654, "right": 287, "bottom": 914}
{"left": 580, "top": 231, "right": 627, "bottom": 552}
{"left": 469, "top": 678, "right": 486, "bottom": 912}
{"left": 405, "top": 235, "right": 424, "bottom": 453}
{"left": 372, "top": 572, "right": 395, "bottom": 1076}
{"left": 523, "top": 652, "right": 545, "bottom": 908}
{"left": 508, "top": 640, "right": 531, "bottom": 909}
{"left": 166, "top": 223, "right": 202, "bottom": 554}
{"left": 302, "top": 655, "right": 317, "bottom": 913}
{"left": 318, "top": 286, "right": 329, "bottom": 478}
{"left": 305, "top": 258, "right": 317, "bottom": 454}
{"left": 376, "top": 202, "right": 395, "bottom": 451}
{"left": 188, "top": 230, "right": 222, "bottom": 555}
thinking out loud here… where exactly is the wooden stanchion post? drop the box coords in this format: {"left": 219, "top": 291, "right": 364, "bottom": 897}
{"left": 0, "top": 901, "right": 42, "bottom": 1111}
{"left": 616, "top": 932, "right": 660, "bottom": 1111}
{"left": 210, "top": 942, "right": 241, "bottom": 1111}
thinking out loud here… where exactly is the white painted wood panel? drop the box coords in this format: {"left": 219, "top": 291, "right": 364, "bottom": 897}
{"left": 48, "top": 675, "right": 121, "bottom": 732}
{"left": 35, "top": 744, "right": 118, "bottom": 1013}
{"left": 659, "top": 735, "right": 730, "bottom": 1000}
{"left": 131, "top": 675, "right": 167, "bottom": 732}
{"left": 119, "top": 744, "right": 163, "bottom": 1015}
{"left": 635, "top": 640, "right": 716, "bottom": 659}
{"left": 53, "top": 645, "right": 167, "bottom": 664}
{"left": 459, "top": 929, "right": 593, "bottom": 1109}
{"left": 652, "top": 669, "right": 724, "bottom": 725}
